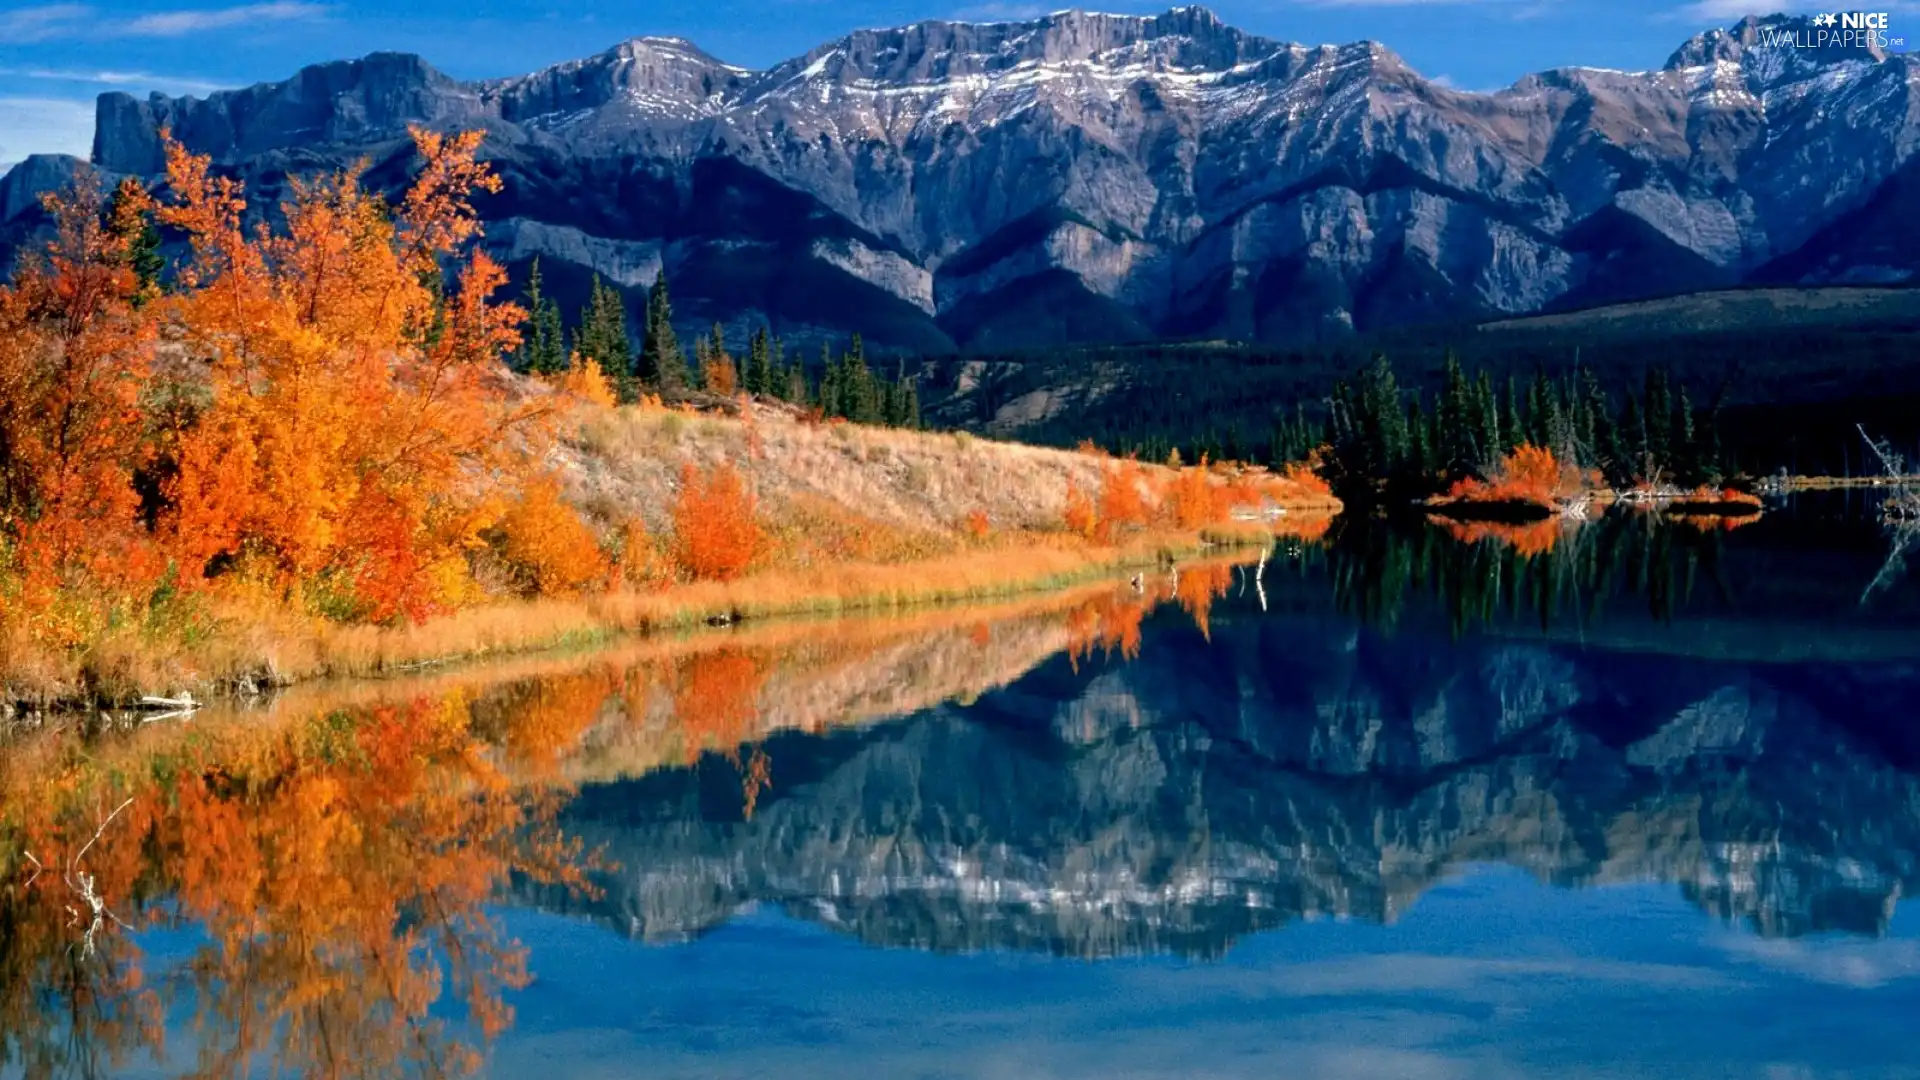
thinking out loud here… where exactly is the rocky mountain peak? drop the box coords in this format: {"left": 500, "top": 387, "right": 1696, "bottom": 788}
{"left": 485, "top": 35, "right": 748, "bottom": 127}
{"left": 1664, "top": 13, "right": 1891, "bottom": 73}
{"left": 762, "top": 5, "right": 1273, "bottom": 89}
{"left": 93, "top": 50, "right": 485, "bottom": 174}
{"left": 7, "top": 10, "right": 1920, "bottom": 350}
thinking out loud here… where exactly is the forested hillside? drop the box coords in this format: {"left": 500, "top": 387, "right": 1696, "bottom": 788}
{"left": 918, "top": 287, "right": 1920, "bottom": 476}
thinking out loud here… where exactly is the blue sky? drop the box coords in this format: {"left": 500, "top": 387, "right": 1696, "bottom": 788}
{"left": 0, "top": 0, "right": 1828, "bottom": 169}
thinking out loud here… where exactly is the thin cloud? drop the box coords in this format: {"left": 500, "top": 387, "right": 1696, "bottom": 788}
{"left": 1654, "top": 0, "right": 1909, "bottom": 20}
{"left": 1304, "top": 0, "right": 1540, "bottom": 6}
{"left": 0, "top": 2, "right": 331, "bottom": 43}
{"left": 0, "top": 4, "right": 91, "bottom": 43}
{"left": 121, "top": 2, "right": 332, "bottom": 37}
{"left": 1666, "top": 0, "right": 1797, "bottom": 19}
{"left": 950, "top": 2, "right": 1055, "bottom": 20}
{"left": 0, "top": 67, "right": 232, "bottom": 95}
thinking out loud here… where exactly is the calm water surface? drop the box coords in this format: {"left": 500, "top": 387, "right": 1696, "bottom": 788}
{"left": 4, "top": 499, "right": 1919, "bottom": 1079}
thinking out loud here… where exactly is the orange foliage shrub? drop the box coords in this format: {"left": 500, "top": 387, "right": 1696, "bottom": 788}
{"left": 964, "top": 508, "right": 992, "bottom": 541}
{"left": 1168, "top": 459, "right": 1225, "bottom": 529}
{"left": 498, "top": 478, "right": 609, "bottom": 596}
{"left": 1504, "top": 443, "right": 1561, "bottom": 495}
{"left": 1444, "top": 443, "right": 1578, "bottom": 510}
{"left": 672, "top": 461, "right": 765, "bottom": 581}
{"left": 1062, "top": 481, "right": 1099, "bottom": 539}
{"left": 615, "top": 516, "right": 675, "bottom": 592}
{"left": 1278, "top": 462, "right": 1335, "bottom": 502}
{"left": 558, "top": 356, "right": 617, "bottom": 409}
{"left": 1098, "top": 461, "right": 1151, "bottom": 540}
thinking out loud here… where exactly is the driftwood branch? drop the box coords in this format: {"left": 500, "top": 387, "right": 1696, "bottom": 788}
{"left": 60, "top": 798, "right": 136, "bottom": 959}
{"left": 1857, "top": 424, "right": 1907, "bottom": 478}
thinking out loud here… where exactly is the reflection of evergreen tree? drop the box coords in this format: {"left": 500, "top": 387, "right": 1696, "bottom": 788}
{"left": 1323, "top": 511, "right": 1730, "bottom": 637}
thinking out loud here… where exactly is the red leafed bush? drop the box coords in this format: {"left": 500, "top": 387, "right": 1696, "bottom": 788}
{"left": 672, "top": 461, "right": 765, "bottom": 581}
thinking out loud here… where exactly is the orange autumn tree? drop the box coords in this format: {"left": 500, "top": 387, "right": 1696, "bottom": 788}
{"left": 1097, "top": 459, "right": 1152, "bottom": 541}
{"left": 0, "top": 173, "right": 164, "bottom": 637}
{"left": 1167, "top": 457, "right": 1224, "bottom": 529}
{"left": 1062, "top": 481, "right": 1099, "bottom": 539}
{"left": 158, "top": 126, "right": 537, "bottom": 621}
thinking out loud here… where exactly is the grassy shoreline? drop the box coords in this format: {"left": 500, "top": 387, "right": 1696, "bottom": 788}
{"left": 3, "top": 524, "right": 1302, "bottom": 716}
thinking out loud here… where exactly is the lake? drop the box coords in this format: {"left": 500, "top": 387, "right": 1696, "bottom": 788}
{"left": 3, "top": 497, "right": 1918, "bottom": 1079}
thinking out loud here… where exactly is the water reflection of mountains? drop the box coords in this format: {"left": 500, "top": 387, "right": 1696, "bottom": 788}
{"left": 532, "top": 606, "right": 1920, "bottom": 959}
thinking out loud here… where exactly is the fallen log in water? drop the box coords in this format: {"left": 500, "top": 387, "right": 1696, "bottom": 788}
{"left": 137, "top": 694, "right": 199, "bottom": 711}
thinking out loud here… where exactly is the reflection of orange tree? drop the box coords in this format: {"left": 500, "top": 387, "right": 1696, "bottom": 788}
{"left": 1439, "top": 518, "right": 1564, "bottom": 558}
{"left": 1066, "top": 594, "right": 1147, "bottom": 671}
{"left": 1273, "top": 514, "right": 1334, "bottom": 544}
{"left": 1673, "top": 513, "right": 1758, "bottom": 534}
{"left": 670, "top": 649, "right": 774, "bottom": 817}
{"left": 1176, "top": 563, "right": 1236, "bottom": 641}
{"left": 0, "top": 694, "right": 590, "bottom": 1079}
{"left": 1064, "top": 557, "right": 1245, "bottom": 664}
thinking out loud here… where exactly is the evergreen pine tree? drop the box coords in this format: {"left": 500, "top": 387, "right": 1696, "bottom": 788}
{"left": 786, "top": 355, "right": 809, "bottom": 406}
{"left": 575, "top": 276, "right": 628, "bottom": 379}
{"left": 847, "top": 334, "right": 878, "bottom": 423}
{"left": 1672, "top": 384, "right": 1698, "bottom": 486}
{"left": 1475, "top": 372, "right": 1502, "bottom": 470}
{"left": 637, "top": 272, "right": 685, "bottom": 393}
{"left": 1620, "top": 393, "right": 1648, "bottom": 485}
{"left": 1438, "top": 352, "right": 1477, "bottom": 479}
{"left": 1582, "top": 368, "right": 1616, "bottom": 477}
{"left": 745, "top": 327, "right": 773, "bottom": 397}
{"left": 819, "top": 342, "right": 840, "bottom": 416}
{"left": 514, "top": 258, "right": 568, "bottom": 374}
{"left": 1532, "top": 370, "right": 1569, "bottom": 461}
{"left": 539, "top": 295, "right": 567, "bottom": 377}
{"left": 107, "top": 177, "right": 164, "bottom": 303}
{"left": 703, "top": 323, "right": 738, "bottom": 393}
{"left": 1643, "top": 368, "right": 1673, "bottom": 479}
{"left": 1566, "top": 371, "right": 1596, "bottom": 470}
{"left": 900, "top": 377, "right": 921, "bottom": 430}
{"left": 1356, "top": 356, "right": 1408, "bottom": 482}
{"left": 880, "top": 377, "right": 900, "bottom": 427}
{"left": 1500, "top": 376, "right": 1523, "bottom": 454}
{"left": 1525, "top": 372, "right": 1548, "bottom": 447}
{"left": 1407, "top": 396, "right": 1435, "bottom": 484}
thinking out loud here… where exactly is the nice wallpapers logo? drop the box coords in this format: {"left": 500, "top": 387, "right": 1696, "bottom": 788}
{"left": 1757, "top": 12, "right": 1911, "bottom": 52}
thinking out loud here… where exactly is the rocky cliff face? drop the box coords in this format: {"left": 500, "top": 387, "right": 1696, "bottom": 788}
{"left": 4, "top": 8, "right": 1917, "bottom": 350}
{"left": 520, "top": 609, "right": 1920, "bottom": 957}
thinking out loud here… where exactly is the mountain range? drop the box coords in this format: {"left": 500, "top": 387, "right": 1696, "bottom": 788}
{"left": 518, "top": 600, "right": 1920, "bottom": 958}
{"left": 2, "top": 7, "right": 1918, "bottom": 352}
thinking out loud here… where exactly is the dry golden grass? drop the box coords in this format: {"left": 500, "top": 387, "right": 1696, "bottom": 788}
{"left": 2, "top": 526, "right": 1257, "bottom": 708}
{"left": 3, "top": 401, "right": 1339, "bottom": 709}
